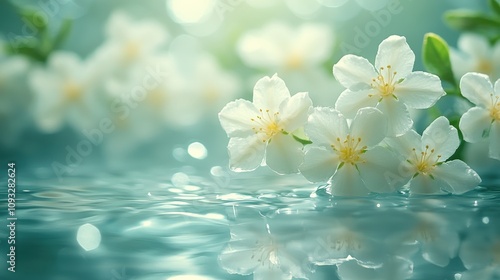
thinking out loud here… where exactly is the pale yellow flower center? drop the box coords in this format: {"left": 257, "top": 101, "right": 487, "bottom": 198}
{"left": 63, "top": 81, "right": 83, "bottom": 101}
{"left": 123, "top": 41, "right": 140, "bottom": 61}
{"left": 413, "top": 220, "right": 437, "bottom": 242}
{"left": 146, "top": 87, "right": 167, "bottom": 110}
{"left": 203, "top": 86, "right": 219, "bottom": 103}
{"left": 408, "top": 145, "right": 442, "bottom": 176}
{"left": 285, "top": 53, "right": 303, "bottom": 70}
{"left": 250, "top": 238, "right": 280, "bottom": 267}
{"left": 328, "top": 231, "right": 361, "bottom": 251}
{"left": 477, "top": 59, "right": 493, "bottom": 76}
{"left": 250, "top": 109, "right": 282, "bottom": 142}
{"left": 490, "top": 94, "right": 500, "bottom": 122}
{"left": 332, "top": 135, "right": 367, "bottom": 166}
{"left": 371, "top": 65, "right": 398, "bottom": 98}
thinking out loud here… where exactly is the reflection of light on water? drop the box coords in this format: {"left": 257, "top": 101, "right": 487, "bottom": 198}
{"left": 168, "top": 274, "right": 215, "bottom": 280}
{"left": 188, "top": 142, "right": 207, "bottom": 159}
{"left": 172, "top": 172, "right": 190, "bottom": 187}
{"left": 482, "top": 217, "right": 490, "bottom": 224}
{"left": 141, "top": 220, "right": 153, "bottom": 227}
{"left": 167, "top": 0, "right": 215, "bottom": 23}
{"left": 77, "top": 223, "right": 101, "bottom": 251}
{"left": 166, "top": 212, "right": 225, "bottom": 221}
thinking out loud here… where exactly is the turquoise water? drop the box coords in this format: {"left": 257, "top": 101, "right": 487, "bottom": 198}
{"left": 1, "top": 167, "right": 499, "bottom": 280}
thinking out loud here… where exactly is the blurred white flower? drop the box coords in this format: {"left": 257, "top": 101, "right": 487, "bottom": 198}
{"left": 167, "top": 50, "right": 241, "bottom": 126}
{"left": 450, "top": 33, "right": 500, "bottom": 81}
{"left": 333, "top": 35, "right": 445, "bottom": 136}
{"left": 0, "top": 42, "right": 32, "bottom": 146}
{"left": 299, "top": 107, "right": 402, "bottom": 196}
{"left": 29, "top": 51, "right": 103, "bottom": 133}
{"left": 459, "top": 72, "right": 500, "bottom": 160}
{"left": 459, "top": 227, "right": 500, "bottom": 280}
{"left": 237, "top": 22, "right": 332, "bottom": 71}
{"left": 303, "top": 217, "right": 383, "bottom": 266}
{"left": 219, "top": 220, "right": 310, "bottom": 280}
{"left": 337, "top": 257, "right": 413, "bottom": 280}
{"left": 237, "top": 22, "right": 339, "bottom": 106}
{"left": 89, "top": 11, "right": 169, "bottom": 78}
{"left": 219, "top": 74, "right": 312, "bottom": 174}
{"left": 395, "top": 212, "right": 460, "bottom": 267}
{"left": 385, "top": 116, "right": 481, "bottom": 194}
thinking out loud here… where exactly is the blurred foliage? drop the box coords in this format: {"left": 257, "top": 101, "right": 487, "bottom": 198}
{"left": 444, "top": 0, "right": 500, "bottom": 42}
{"left": 6, "top": 4, "right": 72, "bottom": 62}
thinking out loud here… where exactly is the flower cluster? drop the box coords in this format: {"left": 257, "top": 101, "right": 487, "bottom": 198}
{"left": 219, "top": 35, "right": 484, "bottom": 196}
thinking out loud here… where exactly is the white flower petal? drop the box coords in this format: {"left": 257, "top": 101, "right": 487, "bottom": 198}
{"left": 295, "top": 24, "right": 333, "bottom": 66}
{"left": 422, "top": 116, "right": 459, "bottom": 161}
{"left": 376, "top": 97, "right": 412, "bottom": 136}
{"left": 458, "top": 33, "right": 491, "bottom": 59}
{"left": 278, "top": 92, "right": 312, "bottom": 132}
{"left": 489, "top": 121, "right": 500, "bottom": 160}
{"left": 495, "top": 78, "right": 500, "bottom": 96}
{"left": 433, "top": 160, "right": 481, "bottom": 194}
{"left": 409, "top": 174, "right": 447, "bottom": 195}
{"left": 459, "top": 235, "right": 494, "bottom": 270}
{"left": 459, "top": 269, "right": 496, "bottom": 280}
{"left": 332, "top": 54, "right": 378, "bottom": 88}
{"left": 254, "top": 266, "right": 292, "bottom": 280}
{"left": 335, "top": 88, "right": 379, "bottom": 119}
{"left": 253, "top": 74, "right": 290, "bottom": 112}
{"left": 450, "top": 49, "right": 475, "bottom": 80}
{"left": 384, "top": 130, "right": 422, "bottom": 159}
{"left": 395, "top": 71, "right": 445, "bottom": 109}
{"left": 350, "top": 107, "right": 387, "bottom": 148}
{"left": 358, "top": 146, "right": 407, "bottom": 192}
{"left": 266, "top": 133, "right": 304, "bottom": 174}
{"left": 228, "top": 135, "right": 266, "bottom": 172}
{"left": 299, "top": 147, "right": 338, "bottom": 182}
{"left": 421, "top": 232, "right": 459, "bottom": 267}
{"left": 460, "top": 72, "right": 494, "bottom": 107}
{"left": 337, "top": 260, "right": 377, "bottom": 280}
{"left": 219, "top": 247, "right": 260, "bottom": 275}
{"left": 305, "top": 107, "right": 348, "bottom": 146}
{"left": 219, "top": 99, "right": 260, "bottom": 138}
{"left": 329, "top": 164, "right": 369, "bottom": 196}
{"left": 459, "top": 107, "right": 492, "bottom": 143}
{"left": 375, "top": 35, "right": 415, "bottom": 79}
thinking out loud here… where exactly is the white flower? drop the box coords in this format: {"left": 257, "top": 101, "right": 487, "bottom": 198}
{"left": 168, "top": 51, "right": 241, "bottom": 125}
{"left": 337, "top": 257, "right": 413, "bottom": 280}
{"left": 299, "top": 107, "right": 403, "bottom": 196}
{"left": 458, "top": 227, "right": 500, "bottom": 280}
{"left": 0, "top": 46, "right": 31, "bottom": 146}
{"left": 219, "top": 219, "right": 310, "bottom": 280}
{"left": 219, "top": 74, "right": 312, "bottom": 174}
{"left": 303, "top": 217, "right": 382, "bottom": 266}
{"left": 237, "top": 22, "right": 339, "bottom": 106}
{"left": 333, "top": 35, "right": 445, "bottom": 136}
{"left": 237, "top": 22, "right": 333, "bottom": 71}
{"left": 89, "top": 11, "right": 169, "bottom": 77}
{"left": 394, "top": 212, "right": 460, "bottom": 267}
{"left": 451, "top": 33, "right": 500, "bottom": 81}
{"left": 386, "top": 116, "right": 481, "bottom": 194}
{"left": 459, "top": 72, "right": 500, "bottom": 160}
{"left": 29, "top": 51, "right": 103, "bottom": 133}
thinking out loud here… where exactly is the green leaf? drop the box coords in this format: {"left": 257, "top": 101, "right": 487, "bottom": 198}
{"left": 52, "top": 19, "right": 73, "bottom": 49}
{"left": 444, "top": 10, "right": 500, "bottom": 31}
{"left": 422, "top": 33, "right": 455, "bottom": 87}
{"left": 292, "top": 134, "right": 313, "bottom": 145}
{"left": 18, "top": 8, "right": 49, "bottom": 34}
{"left": 489, "top": 0, "right": 500, "bottom": 16}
